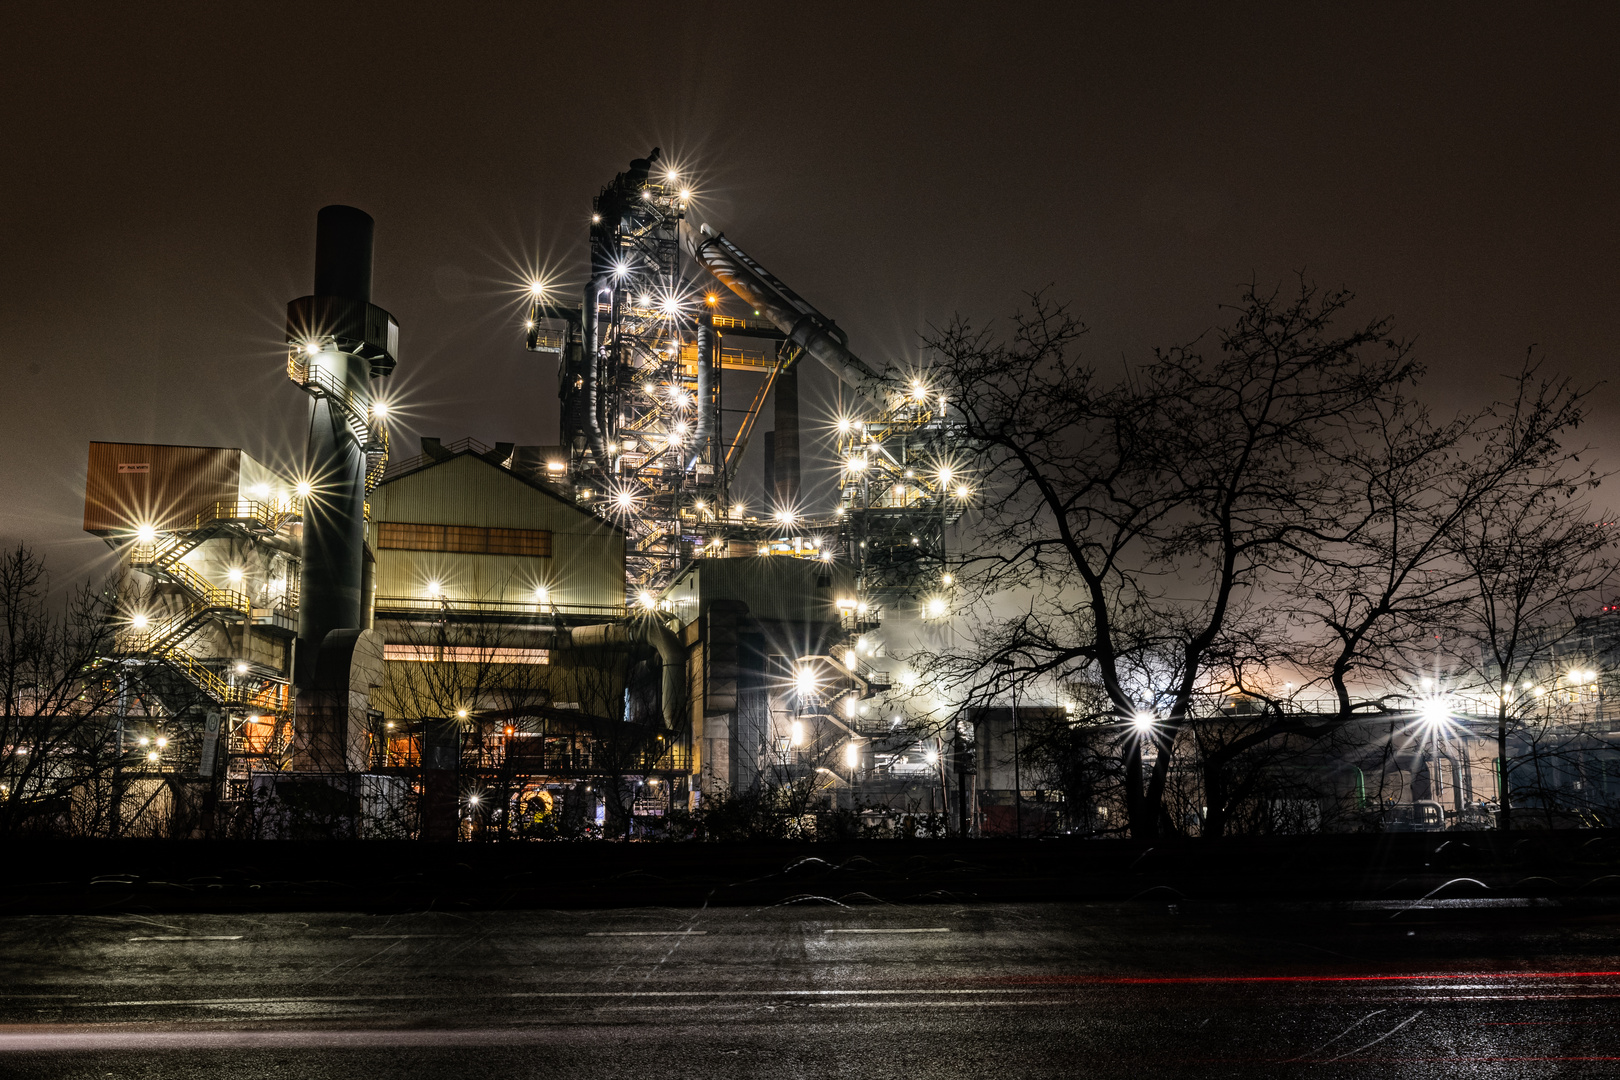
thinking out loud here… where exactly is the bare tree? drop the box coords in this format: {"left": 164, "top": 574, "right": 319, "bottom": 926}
{"left": 920, "top": 282, "right": 1606, "bottom": 839}
{"left": 921, "top": 283, "right": 1421, "bottom": 836}
{"left": 0, "top": 545, "right": 125, "bottom": 837}
{"left": 1440, "top": 389, "right": 1617, "bottom": 828}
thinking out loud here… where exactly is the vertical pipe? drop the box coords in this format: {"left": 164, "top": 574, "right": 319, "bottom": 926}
{"left": 580, "top": 206, "right": 616, "bottom": 459}
{"left": 690, "top": 312, "right": 715, "bottom": 467}
{"left": 773, "top": 362, "right": 801, "bottom": 509}
{"left": 580, "top": 274, "right": 609, "bottom": 459}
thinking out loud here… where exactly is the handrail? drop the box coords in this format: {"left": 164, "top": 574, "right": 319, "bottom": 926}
{"left": 129, "top": 502, "right": 290, "bottom": 564}
{"left": 365, "top": 424, "right": 390, "bottom": 494}
{"left": 380, "top": 437, "right": 497, "bottom": 481}
{"left": 287, "top": 352, "right": 371, "bottom": 444}
{"left": 166, "top": 562, "right": 250, "bottom": 615}
{"left": 158, "top": 648, "right": 289, "bottom": 710}
{"left": 119, "top": 603, "right": 214, "bottom": 656}
{"left": 372, "top": 595, "right": 627, "bottom": 620}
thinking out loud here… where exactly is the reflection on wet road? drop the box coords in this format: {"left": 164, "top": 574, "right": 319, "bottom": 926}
{"left": 2, "top": 903, "right": 1618, "bottom": 1077}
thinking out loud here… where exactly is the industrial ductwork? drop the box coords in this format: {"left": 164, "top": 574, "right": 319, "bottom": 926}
{"left": 689, "top": 311, "right": 717, "bottom": 470}
{"left": 568, "top": 618, "right": 684, "bottom": 730}
{"left": 687, "top": 224, "right": 882, "bottom": 395}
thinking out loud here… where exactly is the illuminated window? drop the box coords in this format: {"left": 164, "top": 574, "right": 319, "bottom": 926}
{"left": 378, "top": 522, "right": 552, "bottom": 558}
{"left": 383, "top": 644, "right": 551, "bottom": 665}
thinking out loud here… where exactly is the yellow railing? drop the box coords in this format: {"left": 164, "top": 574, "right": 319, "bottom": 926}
{"left": 371, "top": 595, "right": 627, "bottom": 620}
{"left": 118, "top": 602, "right": 213, "bottom": 656}
{"left": 129, "top": 502, "right": 291, "bottom": 568}
{"left": 158, "top": 648, "right": 289, "bottom": 710}
{"left": 166, "top": 562, "right": 249, "bottom": 615}
{"left": 365, "top": 424, "right": 390, "bottom": 493}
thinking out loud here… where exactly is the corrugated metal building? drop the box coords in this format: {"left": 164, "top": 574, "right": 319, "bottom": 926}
{"left": 368, "top": 448, "right": 625, "bottom": 614}
{"left": 84, "top": 441, "right": 295, "bottom": 536}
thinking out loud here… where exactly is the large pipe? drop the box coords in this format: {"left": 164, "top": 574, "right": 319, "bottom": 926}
{"left": 577, "top": 231, "right": 612, "bottom": 459}
{"left": 687, "top": 225, "right": 882, "bottom": 394}
{"left": 296, "top": 206, "right": 376, "bottom": 685}
{"left": 569, "top": 619, "right": 684, "bottom": 730}
{"left": 689, "top": 311, "right": 716, "bottom": 470}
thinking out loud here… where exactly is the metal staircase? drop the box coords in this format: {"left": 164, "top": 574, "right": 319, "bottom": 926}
{"left": 113, "top": 499, "right": 297, "bottom": 724}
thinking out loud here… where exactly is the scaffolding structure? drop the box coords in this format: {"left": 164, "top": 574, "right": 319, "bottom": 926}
{"left": 834, "top": 382, "right": 967, "bottom": 599}
{"left": 525, "top": 149, "right": 967, "bottom": 607}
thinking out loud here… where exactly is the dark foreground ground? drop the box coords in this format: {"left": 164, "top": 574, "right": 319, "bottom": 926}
{"left": 7, "top": 829, "right": 1620, "bottom": 912}
{"left": 4, "top": 833, "right": 1620, "bottom": 1077}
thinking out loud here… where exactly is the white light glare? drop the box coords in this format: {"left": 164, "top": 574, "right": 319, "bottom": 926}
{"left": 844, "top": 741, "right": 861, "bottom": 769}
{"left": 1133, "top": 712, "right": 1155, "bottom": 731}
{"left": 528, "top": 281, "right": 545, "bottom": 297}
{"left": 1420, "top": 696, "right": 1450, "bottom": 725}
{"left": 638, "top": 590, "right": 656, "bottom": 610}
{"left": 795, "top": 666, "right": 818, "bottom": 697}
{"left": 135, "top": 524, "right": 157, "bottom": 543}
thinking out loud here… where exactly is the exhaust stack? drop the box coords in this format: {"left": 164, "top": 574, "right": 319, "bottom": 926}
{"left": 284, "top": 205, "right": 398, "bottom": 772}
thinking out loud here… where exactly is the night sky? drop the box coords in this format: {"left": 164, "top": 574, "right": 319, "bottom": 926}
{"left": 4, "top": 4, "right": 1616, "bottom": 583}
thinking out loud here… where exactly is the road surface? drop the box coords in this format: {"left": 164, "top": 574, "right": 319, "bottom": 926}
{"left": 1, "top": 899, "right": 1618, "bottom": 1077}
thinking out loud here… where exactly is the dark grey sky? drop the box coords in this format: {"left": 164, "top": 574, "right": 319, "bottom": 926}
{"left": 4, "top": 3, "right": 1617, "bottom": 580}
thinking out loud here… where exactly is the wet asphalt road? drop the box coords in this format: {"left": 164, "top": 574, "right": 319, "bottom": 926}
{"left": 2, "top": 901, "right": 1619, "bottom": 1078}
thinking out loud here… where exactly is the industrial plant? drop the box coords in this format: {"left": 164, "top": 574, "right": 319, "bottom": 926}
{"left": 78, "top": 152, "right": 985, "bottom": 839}
{"left": 60, "top": 152, "right": 1620, "bottom": 842}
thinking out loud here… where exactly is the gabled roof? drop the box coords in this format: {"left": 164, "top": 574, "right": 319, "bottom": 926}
{"left": 375, "top": 442, "right": 626, "bottom": 536}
